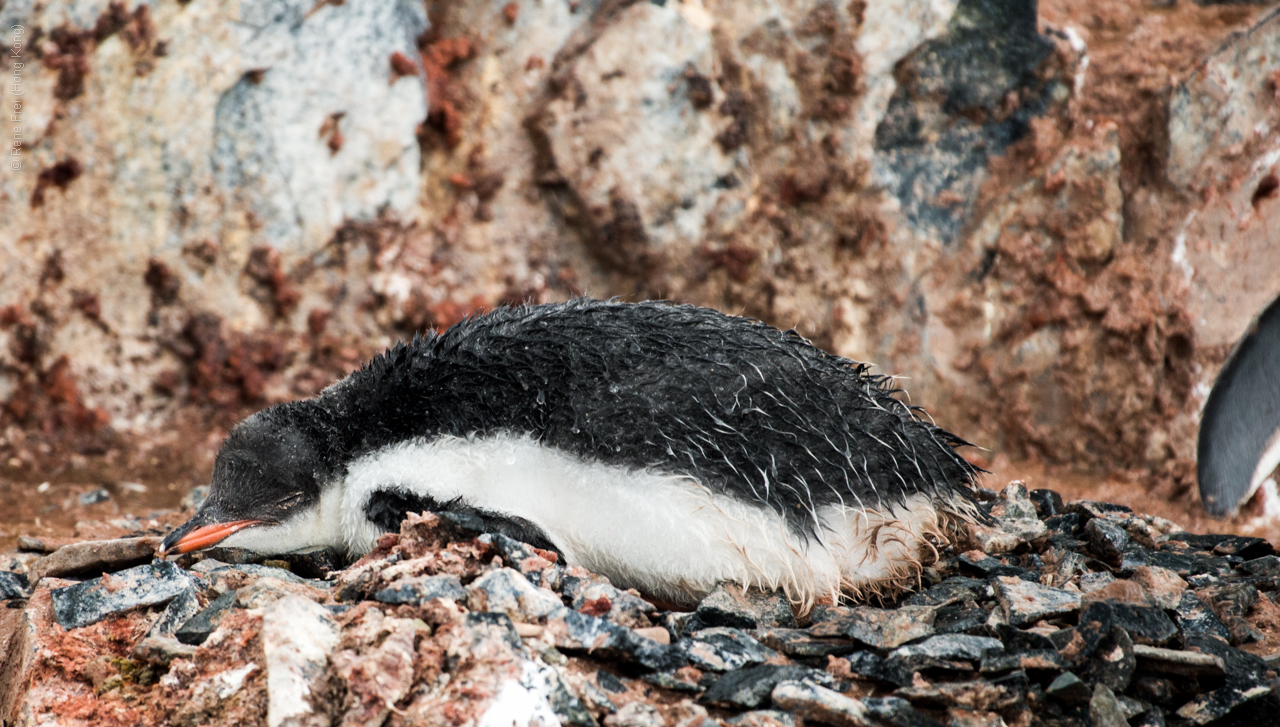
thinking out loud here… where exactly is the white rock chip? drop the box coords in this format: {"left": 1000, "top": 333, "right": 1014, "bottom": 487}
{"left": 262, "top": 595, "right": 340, "bottom": 727}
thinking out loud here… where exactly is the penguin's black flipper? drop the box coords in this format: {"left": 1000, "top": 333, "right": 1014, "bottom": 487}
{"left": 1198, "top": 292, "right": 1280, "bottom": 516}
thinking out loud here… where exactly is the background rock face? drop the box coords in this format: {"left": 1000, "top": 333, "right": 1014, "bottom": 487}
{"left": 1, "top": 0, "right": 1279, "bottom": 503}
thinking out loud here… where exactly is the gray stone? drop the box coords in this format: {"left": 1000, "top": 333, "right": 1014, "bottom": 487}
{"left": 262, "top": 595, "right": 340, "bottom": 727}
{"left": 1079, "top": 571, "right": 1116, "bottom": 593}
{"left": 0, "top": 571, "right": 28, "bottom": 600}
{"left": 78, "top": 488, "right": 110, "bottom": 505}
{"left": 689, "top": 582, "right": 797, "bottom": 632}
{"left": 603, "top": 702, "right": 665, "bottom": 727}
{"left": 700, "top": 665, "right": 825, "bottom": 710}
{"left": 572, "top": 580, "right": 657, "bottom": 629}
{"left": 545, "top": 606, "right": 685, "bottom": 672}
{"left": 1173, "top": 591, "right": 1233, "bottom": 642}
{"left": 724, "top": 711, "right": 796, "bottom": 727}
{"left": 676, "top": 627, "right": 778, "bottom": 672}
{"left": 1045, "top": 672, "right": 1091, "bottom": 704}
{"left": 51, "top": 560, "right": 193, "bottom": 630}
{"left": 992, "top": 576, "right": 1081, "bottom": 626}
{"left": 894, "top": 670, "right": 1027, "bottom": 711}
{"left": 1088, "top": 684, "right": 1129, "bottom": 727}
{"left": 1084, "top": 518, "right": 1130, "bottom": 564}
{"left": 770, "top": 680, "right": 873, "bottom": 727}
{"left": 815, "top": 604, "right": 936, "bottom": 649}
{"left": 176, "top": 589, "right": 239, "bottom": 646}
{"left": 754, "top": 628, "right": 857, "bottom": 659}
{"left": 375, "top": 574, "right": 466, "bottom": 605}
{"left": 147, "top": 586, "right": 200, "bottom": 638}
{"left": 467, "top": 567, "right": 563, "bottom": 623}
{"left": 489, "top": 533, "right": 563, "bottom": 591}
{"left": 905, "top": 577, "right": 987, "bottom": 608}
{"left": 132, "top": 634, "right": 198, "bottom": 666}
{"left": 1240, "top": 555, "right": 1280, "bottom": 577}
{"left": 979, "top": 649, "right": 1066, "bottom": 673}
{"left": 1129, "top": 566, "right": 1186, "bottom": 609}
{"left": 888, "top": 634, "right": 1004, "bottom": 663}
{"left": 1080, "top": 626, "right": 1135, "bottom": 692}
{"left": 861, "top": 697, "right": 945, "bottom": 727}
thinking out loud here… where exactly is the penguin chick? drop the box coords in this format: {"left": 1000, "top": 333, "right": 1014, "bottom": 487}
{"left": 1198, "top": 291, "right": 1280, "bottom": 517}
{"left": 161, "top": 299, "right": 981, "bottom": 605}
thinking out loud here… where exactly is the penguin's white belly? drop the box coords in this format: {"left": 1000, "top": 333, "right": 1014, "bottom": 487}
{"left": 234, "top": 434, "right": 946, "bottom": 604}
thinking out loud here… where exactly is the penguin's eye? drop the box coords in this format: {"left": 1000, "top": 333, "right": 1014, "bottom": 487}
{"left": 277, "top": 493, "right": 304, "bottom": 508}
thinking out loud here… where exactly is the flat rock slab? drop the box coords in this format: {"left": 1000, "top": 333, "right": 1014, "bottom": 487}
{"left": 677, "top": 627, "right": 778, "bottom": 672}
{"left": 375, "top": 574, "right": 466, "bottom": 605}
{"left": 701, "top": 665, "right": 826, "bottom": 710}
{"left": 175, "top": 589, "right": 238, "bottom": 646}
{"left": 992, "top": 576, "right": 1081, "bottom": 625}
{"left": 51, "top": 560, "right": 193, "bottom": 630}
{"left": 770, "top": 680, "right": 872, "bottom": 727}
{"left": 812, "top": 605, "right": 936, "bottom": 649}
{"left": 32, "top": 537, "right": 161, "bottom": 581}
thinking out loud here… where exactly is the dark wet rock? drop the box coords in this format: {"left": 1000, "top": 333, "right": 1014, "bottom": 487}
{"left": 677, "top": 627, "right": 778, "bottom": 672}
{"left": 700, "top": 664, "right": 825, "bottom": 710}
{"left": 270, "top": 546, "right": 345, "bottom": 580}
{"left": 992, "top": 576, "right": 1081, "bottom": 626}
{"left": 932, "top": 601, "right": 988, "bottom": 635}
{"left": 1080, "top": 626, "right": 1135, "bottom": 691}
{"left": 980, "top": 649, "right": 1066, "bottom": 673}
{"left": 754, "top": 628, "right": 856, "bottom": 659}
{"left": 51, "top": 560, "right": 193, "bottom": 630}
{"left": 956, "top": 552, "right": 1033, "bottom": 580}
{"left": 1044, "top": 513, "right": 1082, "bottom": 537}
{"left": 1165, "top": 533, "right": 1275, "bottom": 560}
{"left": 175, "top": 588, "right": 237, "bottom": 645}
{"left": 1174, "top": 680, "right": 1278, "bottom": 725}
{"left": 641, "top": 670, "right": 703, "bottom": 693}
{"left": 147, "top": 586, "right": 200, "bottom": 638}
{"left": 860, "top": 696, "right": 946, "bottom": 727}
{"left": 572, "top": 580, "right": 656, "bottom": 629}
{"left": 1198, "top": 582, "right": 1265, "bottom": 645}
{"left": 1030, "top": 489, "right": 1065, "bottom": 518}
{"left": 1077, "top": 601, "right": 1178, "bottom": 647}
{"left": 1130, "top": 707, "right": 1167, "bottom": 727}
{"left": 896, "top": 669, "right": 1028, "bottom": 711}
{"left": 0, "top": 570, "right": 29, "bottom": 599}
{"left": 1088, "top": 684, "right": 1129, "bottom": 727}
{"left": 1084, "top": 518, "right": 1130, "bottom": 565}
{"left": 1239, "top": 555, "right": 1280, "bottom": 577}
{"left": 375, "top": 574, "right": 466, "bottom": 605}
{"left": 811, "top": 604, "right": 937, "bottom": 649}
{"left": 838, "top": 651, "right": 914, "bottom": 688}
{"left": 176, "top": 545, "right": 266, "bottom": 567}
{"left": 872, "top": 0, "right": 1060, "bottom": 243}
{"left": 889, "top": 634, "right": 1004, "bottom": 663}
{"left": 544, "top": 668, "right": 595, "bottom": 727}
{"left": 1065, "top": 501, "right": 1133, "bottom": 523}
{"left": 993, "top": 623, "right": 1057, "bottom": 651}
{"left": 596, "top": 670, "right": 628, "bottom": 694}
{"left": 905, "top": 577, "right": 987, "bottom": 607}
{"left": 17, "top": 535, "right": 71, "bottom": 553}
{"left": 1172, "top": 591, "right": 1233, "bottom": 642}
{"left": 770, "top": 680, "right": 872, "bottom": 727}
{"left": 546, "top": 606, "right": 685, "bottom": 672}
{"left": 1046, "top": 671, "right": 1092, "bottom": 704}
{"left": 31, "top": 537, "right": 161, "bottom": 581}
{"left": 687, "top": 582, "right": 797, "bottom": 632}
{"left": 1132, "top": 644, "right": 1225, "bottom": 676}
{"left": 79, "top": 488, "right": 111, "bottom": 506}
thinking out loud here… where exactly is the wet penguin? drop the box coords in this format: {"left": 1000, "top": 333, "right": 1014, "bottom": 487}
{"left": 161, "top": 299, "right": 981, "bottom": 605}
{"left": 1198, "top": 291, "right": 1280, "bottom": 517}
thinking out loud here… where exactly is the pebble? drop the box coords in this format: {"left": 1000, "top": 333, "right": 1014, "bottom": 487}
{"left": 175, "top": 589, "right": 238, "bottom": 645}
{"left": 603, "top": 702, "right": 665, "bottom": 727}
{"left": 1089, "top": 684, "right": 1130, "bottom": 727}
{"left": 1172, "top": 591, "right": 1233, "bottom": 642}
{"left": 147, "top": 586, "right": 200, "bottom": 638}
{"left": 888, "top": 634, "right": 1004, "bottom": 663}
{"left": 78, "top": 489, "right": 111, "bottom": 506}
{"left": 545, "top": 607, "right": 685, "bottom": 672}
{"left": 1129, "top": 566, "right": 1186, "bottom": 609}
{"left": 754, "top": 628, "right": 856, "bottom": 659}
{"left": 1085, "top": 518, "right": 1131, "bottom": 564}
{"left": 572, "top": 580, "right": 657, "bottom": 629}
{"left": 132, "top": 634, "right": 197, "bottom": 666}
{"left": 1131, "top": 644, "right": 1225, "bottom": 677}
{"left": 51, "top": 560, "right": 193, "bottom": 630}
{"left": 1045, "top": 671, "right": 1091, "bottom": 704}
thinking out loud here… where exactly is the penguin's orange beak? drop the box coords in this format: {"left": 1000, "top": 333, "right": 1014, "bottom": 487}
{"left": 159, "top": 519, "right": 265, "bottom": 556}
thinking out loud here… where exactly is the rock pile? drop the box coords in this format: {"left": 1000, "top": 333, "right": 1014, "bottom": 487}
{"left": 2, "top": 482, "right": 1278, "bottom": 726}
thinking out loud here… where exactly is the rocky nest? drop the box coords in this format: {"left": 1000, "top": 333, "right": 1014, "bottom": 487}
{"left": 2, "top": 482, "right": 1278, "bottom": 727}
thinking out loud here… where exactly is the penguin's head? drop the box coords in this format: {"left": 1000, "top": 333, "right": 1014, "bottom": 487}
{"left": 160, "top": 405, "right": 330, "bottom": 556}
